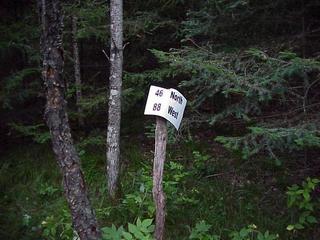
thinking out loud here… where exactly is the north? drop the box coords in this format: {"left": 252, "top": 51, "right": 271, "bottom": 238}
{"left": 170, "top": 91, "right": 183, "bottom": 104}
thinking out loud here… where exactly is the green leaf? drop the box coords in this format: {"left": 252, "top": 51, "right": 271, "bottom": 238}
{"left": 102, "top": 225, "right": 123, "bottom": 240}
{"left": 306, "top": 215, "right": 317, "bottom": 224}
{"left": 239, "top": 228, "right": 249, "bottom": 237}
{"left": 137, "top": 218, "right": 142, "bottom": 227}
{"left": 122, "top": 231, "right": 133, "bottom": 240}
{"left": 141, "top": 219, "right": 153, "bottom": 228}
{"left": 303, "top": 191, "right": 310, "bottom": 201}
{"left": 128, "top": 223, "right": 144, "bottom": 239}
{"left": 257, "top": 232, "right": 264, "bottom": 240}
{"left": 147, "top": 224, "right": 155, "bottom": 233}
{"left": 294, "top": 223, "right": 304, "bottom": 230}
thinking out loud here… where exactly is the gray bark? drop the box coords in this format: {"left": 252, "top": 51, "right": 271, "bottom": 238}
{"left": 153, "top": 117, "right": 167, "bottom": 240}
{"left": 106, "top": 0, "right": 123, "bottom": 199}
{"left": 38, "top": 0, "right": 101, "bottom": 239}
{"left": 72, "top": 15, "right": 84, "bottom": 127}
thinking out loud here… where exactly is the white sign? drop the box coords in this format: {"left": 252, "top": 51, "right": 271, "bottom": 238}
{"left": 144, "top": 85, "right": 187, "bottom": 130}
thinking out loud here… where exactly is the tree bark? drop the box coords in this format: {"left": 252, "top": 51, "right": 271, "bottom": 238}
{"left": 106, "top": 0, "right": 123, "bottom": 199}
{"left": 38, "top": 0, "right": 101, "bottom": 239}
{"left": 153, "top": 117, "right": 167, "bottom": 240}
{"left": 72, "top": 15, "right": 84, "bottom": 127}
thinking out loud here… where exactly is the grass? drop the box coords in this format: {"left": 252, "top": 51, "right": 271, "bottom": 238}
{"left": 0, "top": 138, "right": 318, "bottom": 239}
{"left": 0, "top": 144, "right": 63, "bottom": 239}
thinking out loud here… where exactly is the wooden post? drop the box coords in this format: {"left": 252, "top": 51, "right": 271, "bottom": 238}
{"left": 145, "top": 86, "right": 186, "bottom": 239}
{"left": 153, "top": 116, "right": 167, "bottom": 240}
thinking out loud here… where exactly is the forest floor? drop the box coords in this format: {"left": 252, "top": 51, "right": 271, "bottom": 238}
{"left": 1, "top": 128, "right": 318, "bottom": 240}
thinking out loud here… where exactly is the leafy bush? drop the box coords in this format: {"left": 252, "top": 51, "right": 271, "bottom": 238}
{"left": 122, "top": 166, "right": 155, "bottom": 218}
{"left": 41, "top": 209, "right": 74, "bottom": 240}
{"left": 229, "top": 224, "right": 279, "bottom": 240}
{"left": 286, "top": 178, "right": 319, "bottom": 232}
{"left": 189, "top": 220, "right": 219, "bottom": 240}
{"left": 189, "top": 222, "right": 279, "bottom": 240}
{"left": 102, "top": 218, "right": 154, "bottom": 240}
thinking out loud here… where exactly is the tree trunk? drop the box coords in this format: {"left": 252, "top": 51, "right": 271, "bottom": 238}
{"left": 38, "top": 0, "right": 101, "bottom": 239}
{"left": 72, "top": 15, "right": 84, "bottom": 127}
{"left": 153, "top": 117, "right": 167, "bottom": 240}
{"left": 106, "top": 0, "right": 123, "bottom": 199}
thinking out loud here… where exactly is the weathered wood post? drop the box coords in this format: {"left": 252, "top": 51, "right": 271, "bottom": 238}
{"left": 144, "top": 86, "right": 187, "bottom": 240}
{"left": 153, "top": 117, "right": 167, "bottom": 240}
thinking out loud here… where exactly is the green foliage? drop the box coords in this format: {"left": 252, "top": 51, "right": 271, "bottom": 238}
{"left": 121, "top": 158, "right": 196, "bottom": 221}
{"left": 151, "top": 40, "right": 320, "bottom": 165}
{"left": 1, "top": 0, "right": 320, "bottom": 239}
{"left": 189, "top": 222, "right": 279, "bottom": 240}
{"left": 189, "top": 220, "right": 219, "bottom": 240}
{"left": 180, "top": 0, "right": 318, "bottom": 46}
{"left": 181, "top": 0, "right": 250, "bottom": 41}
{"left": 149, "top": 8, "right": 320, "bottom": 173}
{"left": 102, "top": 225, "right": 124, "bottom": 240}
{"left": 122, "top": 71, "right": 150, "bottom": 112}
{"left": 2, "top": 142, "right": 317, "bottom": 240}
{"left": 164, "top": 161, "right": 197, "bottom": 206}
{"left": 286, "top": 178, "right": 319, "bottom": 232}
{"left": 38, "top": 183, "right": 59, "bottom": 198}
{"left": 125, "top": 11, "right": 178, "bottom": 41}
{"left": 102, "top": 218, "right": 154, "bottom": 240}
{"left": 152, "top": 47, "right": 320, "bottom": 120}
{"left": 122, "top": 165, "right": 155, "bottom": 218}
{"left": 1, "top": 68, "right": 40, "bottom": 109}
{"left": 0, "top": 15, "right": 39, "bottom": 56}
{"left": 124, "top": 69, "right": 169, "bottom": 84}
{"left": 9, "top": 123, "right": 51, "bottom": 144}
{"left": 229, "top": 225, "right": 279, "bottom": 240}
{"left": 68, "top": 72, "right": 148, "bottom": 118}
{"left": 215, "top": 126, "right": 320, "bottom": 160}
{"left": 78, "top": 92, "right": 106, "bottom": 112}
{"left": 145, "top": 123, "right": 181, "bottom": 145}
{"left": 76, "top": 133, "right": 105, "bottom": 156}
{"left": 41, "top": 209, "right": 74, "bottom": 240}
{"left": 192, "top": 151, "right": 211, "bottom": 171}
{"left": 22, "top": 213, "right": 32, "bottom": 227}
{"left": 0, "top": 6, "right": 40, "bottom": 113}
{"left": 64, "top": 1, "right": 108, "bottom": 41}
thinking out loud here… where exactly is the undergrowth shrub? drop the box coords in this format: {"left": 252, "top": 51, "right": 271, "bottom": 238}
{"left": 102, "top": 218, "right": 154, "bottom": 240}
{"left": 41, "top": 209, "right": 74, "bottom": 240}
{"left": 189, "top": 221, "right": 279, "bottom": 240}
{"left": 286, "top": 178, "right": 319, "bottom": 233}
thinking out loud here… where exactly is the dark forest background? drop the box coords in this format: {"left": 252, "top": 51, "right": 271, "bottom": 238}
{"left": 1, "top": 0, "right": 320, "bottom": 239}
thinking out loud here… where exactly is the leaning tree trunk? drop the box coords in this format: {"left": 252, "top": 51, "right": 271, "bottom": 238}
{"left": 38, "top": 0, "right": 101, "bottom": 239}
{"left": 72, "top": 15, "right": 84, "bottom": 128}
{"left": 106, "top": 0, "right": 123, "bottom": 199}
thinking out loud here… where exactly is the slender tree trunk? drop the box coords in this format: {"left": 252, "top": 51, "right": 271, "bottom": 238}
{"left": 106, "top": 0, "right": 123, "bottom": 199}
{"left": 153, "top": 117, "right": 167, "bottom": 240}
{"left": 38, "top": 1, "right": 101, "bottom": 239}
{"left": 72, "top": 15, "right": 84, "bottom": 127}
